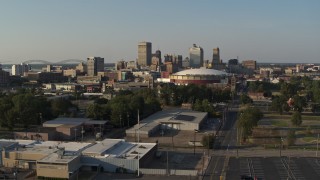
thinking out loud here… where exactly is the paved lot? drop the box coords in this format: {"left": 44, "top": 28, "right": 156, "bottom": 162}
{"left": 144, "top": 150, "right": 205, "bottom": 170}
{"left": 225, "top": 157, "right": 320, "bottom": 180}
{"left": 95, "top": 173, "right": 198, "bottom": 180}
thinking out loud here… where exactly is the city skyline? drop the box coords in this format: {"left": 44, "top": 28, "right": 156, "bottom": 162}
{"left": 1, "top": 0, "right": 319, "bottom": 64}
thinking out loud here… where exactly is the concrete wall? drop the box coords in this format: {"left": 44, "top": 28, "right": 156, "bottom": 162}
{"left": 2, "top": 151, "right": 49, "bottom": 168}
{"left": 81, "top": 156, "right": 138, "bottom": 173}
{"left": 37, "top": 163, "right": 69, "bottom": 178}
{"left": 36, "top": 156, "right": 81, "bottom": 179}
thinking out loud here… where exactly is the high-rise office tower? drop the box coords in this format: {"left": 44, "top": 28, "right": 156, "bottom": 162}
{"left": 212, "top": 47, "right": 220, "bottom": 64}
{"left": 189, "top": 44, "right": 203, "bottom": 68}
{"left": 153, "top": 50, "right": 162, "bottom": 64}
{"left": 137, "top": 42, "right": 152, "bottom": 67}
{"left": 87, "top": 57, "right": 104, "bottom": 76}
{"left": 12, "top": 63, "right": 30, "bottom": 76}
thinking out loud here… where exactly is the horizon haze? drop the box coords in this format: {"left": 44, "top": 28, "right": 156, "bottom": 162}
{"left": 1, "top": 0, "right": 319, "bottom": 64}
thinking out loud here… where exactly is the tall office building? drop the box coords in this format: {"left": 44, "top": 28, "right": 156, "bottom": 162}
{"left": 0, "top": 68, "right": 9, "bottom": 85}
{"left": 153, "top": 50, "right": 162, "bottom": 64}
{"left": 211, "top": 47, "right": 225, "bottom": 70}
{"left": 242, "top": 60, "right": 257, "bottom": 70}
{"left": 212, "top": 47, "right": 220, "bottom": 64}
{"left": 189, "top": 44, "right": 204, "bottom": 68}
{"left": 137, "top": 42, "right": 152, "bottom": 67}
{"left": 87, "top": 57, "right": 104, "bottom": 76}
{"left": 12, "top": 63, "right": 30, "bottom": 76}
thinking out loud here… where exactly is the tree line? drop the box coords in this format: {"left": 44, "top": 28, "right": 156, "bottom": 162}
{"left": 0, "top": 89, "right": 76, "bottom": 130}
{"left": 86, "top": 89, "right": 161, "bottom": 127}
{"left": 270, "top": 76, "right": 320, "bottom": 114}
{"left": 87, "top": 84, "right": 232, "bottom": 126}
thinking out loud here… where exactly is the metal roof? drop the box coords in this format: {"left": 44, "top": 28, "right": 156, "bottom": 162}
{"left": 173, "top": 68, "right": 228, "bottom": 76}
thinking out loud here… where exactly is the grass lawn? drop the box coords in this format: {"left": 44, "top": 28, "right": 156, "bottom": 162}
{"left": 264, "top": 113, "right": 291, "bottom": 119}
{"left": 270, "top": 120, "right": 289, "bottom": 127}
{"left": 301, "top": 115, "right": 320, "bottom": 121}
{"left": 264, "top": 113, "right": 320, "bottom": 127}
{"left": 302, "top": 136, "right": 317, "bottom": 143}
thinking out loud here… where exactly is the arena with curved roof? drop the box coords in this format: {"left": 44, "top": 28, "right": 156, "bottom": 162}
{"left": 169, "top": 68, "right": 229, "bottom": 85}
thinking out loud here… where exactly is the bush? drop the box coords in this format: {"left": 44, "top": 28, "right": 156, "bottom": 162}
{"left": 291, "top": 111, "right": 302, "bottom": 126}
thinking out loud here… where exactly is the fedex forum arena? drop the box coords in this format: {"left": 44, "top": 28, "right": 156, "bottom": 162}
{"left": 169, "top": 68, "right": 229, "bottom": 85}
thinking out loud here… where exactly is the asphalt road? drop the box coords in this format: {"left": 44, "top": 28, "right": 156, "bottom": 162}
{"left": 204, "top": 110, "right": 238, "bottom": 180}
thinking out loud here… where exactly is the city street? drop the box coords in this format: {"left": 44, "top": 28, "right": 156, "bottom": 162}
{"left": 204, "top": 108, "right": 320, "bottom": 180}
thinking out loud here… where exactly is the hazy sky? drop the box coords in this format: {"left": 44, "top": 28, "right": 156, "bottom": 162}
{"left": 1, "top": 0, "right": 320, "bottom": 64}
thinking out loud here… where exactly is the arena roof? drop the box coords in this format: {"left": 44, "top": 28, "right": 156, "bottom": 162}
{"left": 173, "top": 68, "right": 228, "bottom": 76}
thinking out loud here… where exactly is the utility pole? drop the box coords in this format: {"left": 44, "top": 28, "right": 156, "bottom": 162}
{"left": 137, "top": 109, "right": 140, "bottom": 177}
{"left": 81, "top": 126, "right": 85, "bottom": 142}
{"left": 171, "top": 131, "right": 174, "bottom": 150}
{"left": 317, "top": 133, "right": 319, "bottom": 157}
{"left": 205, "top": 132, "right": 210, "bottom": 156}
{"left": 74, "top": 128, "right": 77, "bottom": 141}
{"left": 194, "top": 129, "right": 198, "bottom": 155}
{"left": 166, "top": 150, "right": 169, "bottom": 176}
{"left": 127, "top": 112, "right": 129, "bottom": 128}
{"left": 279, "top": 137, "right": 283, "bottom": 157}
{"left": 288, "top": 156, "right": 291, "bottom": 179}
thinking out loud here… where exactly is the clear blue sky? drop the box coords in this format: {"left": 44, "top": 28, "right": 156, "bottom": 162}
{"left": 1, "top": 0, "right": 319, "bottom": 64}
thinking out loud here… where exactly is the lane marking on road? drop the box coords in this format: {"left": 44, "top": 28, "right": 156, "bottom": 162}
{"left": 210, "top": 156, "right": 222, "bottom": 180}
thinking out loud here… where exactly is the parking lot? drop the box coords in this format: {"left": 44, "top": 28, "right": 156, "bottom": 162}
{"left": 226, "top": 157, "right": 320, "bottom": 180}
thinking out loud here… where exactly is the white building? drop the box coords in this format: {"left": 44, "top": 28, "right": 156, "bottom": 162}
{"left": 126, "top": 109, "right": 208, "bottom": 138}
{"left": 12, "top": 63, "right": 30, "bottom": 76}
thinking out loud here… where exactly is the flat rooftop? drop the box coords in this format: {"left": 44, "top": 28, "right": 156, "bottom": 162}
{"left": 127, "top": 108, "right": 207, "bottom": 133}
{"left": 82, "top": 139, "right": 124, "bottom": 156}
{"left": 37, "top": 153, "right": 79, "bottom": 164}
{"left": 0, "top": 141, "right": 18, "bottom": 149}
{"left": 43, "top": 117, "right": 108, "bottom": 128}
{"left": 15, "top": 146, "right": 57, "bottom": 155}
{"left": 43, "top": 118, "right": 90, "bottom": 127}
{"left": 82, "top": 138, "right": 156, "bottom": 159}
{"left": 0, "top": 139, "right": 92, "bottom": 155}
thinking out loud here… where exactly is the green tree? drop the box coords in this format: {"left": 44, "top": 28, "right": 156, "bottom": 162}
{"left": 286, "top": 130, "right": 296, "bottom": 146}
{"left": 292, "top": 95, "right": 307, "bottom": 112}
{"left": 248, "top": 81, "right": 258, "bottom": 92}
{"left": 51, "top": 98, "right": 74, "bottom": 117}
{"left": 237, "top": 107, "right": 263, "bottom": 141}
{"left": 291, "top": 111, "right": 302, "bottom": 126}
{"left": 86, "top": 104, "right": 106, "bottom": 120}
{"left": 240, "top": 94, "right": 252, "bottom": 104}
{"left": 311, "top": 81, "right": 320, "bottom": 103}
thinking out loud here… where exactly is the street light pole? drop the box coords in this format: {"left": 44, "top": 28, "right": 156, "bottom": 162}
{"left": 194, "top": 129, "right": 198, "bottom": 155}
{"left": 317, "top": 133, "right": 319, "bottom": 157}
{"left": 81, "top": 126, "right": 85, "bottom": 142}
{"left": 280, "top": 137, "right": 283, "bottom": 157}
{"left": 127, "top": 112, "right": 129, "bottom": 128}
{"left": 205, "top": 132, "right": 210, "bottom": 156}
{"left": 74, "top": 128, "right": 77, "bottom": 141}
